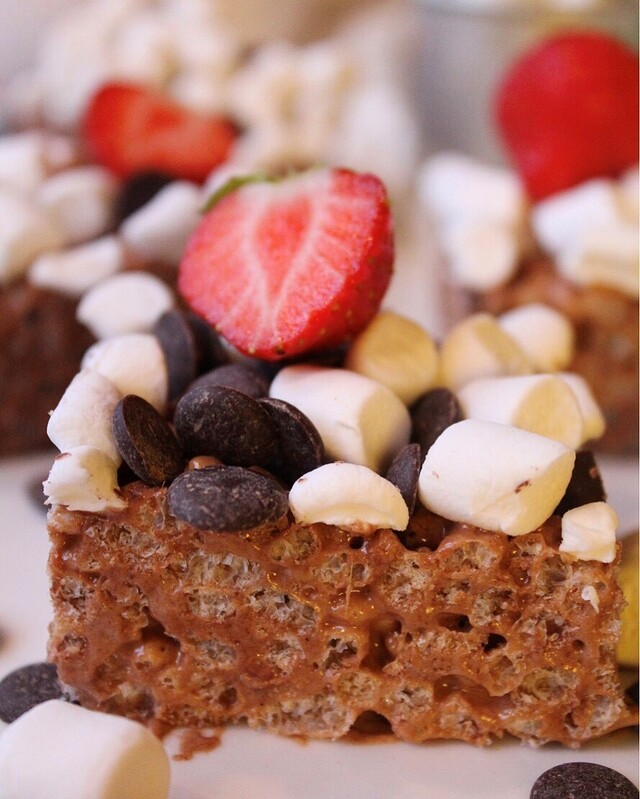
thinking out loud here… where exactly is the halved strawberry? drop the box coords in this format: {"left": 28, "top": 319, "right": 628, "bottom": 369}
{"left": 495, "top": 32, "right": 639, "bottom": 200}
{"left": 83, "top": 82, "right": 238, "bottom": 183}
{"left": 178, "top": 169, "right": 394, "bottom": 361}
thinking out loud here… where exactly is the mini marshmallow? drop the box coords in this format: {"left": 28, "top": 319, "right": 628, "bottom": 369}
{"left": 76, "top": 271, "right": 174, "bottom": 339}
{"left": 0, "top": 132, "right": 48, "bottom": 195}
{"left": 498, "top": 303, "right": 575, "bottom": 372}
{"left": 345, "top": 310, "right": 439, "bottom": 405}
{"left": 560, "top": 501, "right": 618, "bottom": 563}
{"left": 439, "top": 313, "right": 532, "bottom": 391}
{"left": 110, "top": 11, "right": 175, "bottom": 86}
{"left": 440, "top": 220, "right": 520, "bottom": 291}
{"left": 120, "top": 181, "right": 203, "bottom": 264}
{"left": 81, "top": 333, "right": 169, "bottom": 413}
{"left": 618, "top": 166, "right": 639, "bottom": 222}
{"left": 458, "top": 374, "right": 584, "bottom": 449}
{"left": 531, "top": 178, "right": 621, "bottom": 256}
{"left": 36, "top": 166, "right": 117, "bottom": 244}
{"left": 270, "top": 365, "right": 411, "bottom": 473}
{"left": 557, "top": 372, "right": 606, "bottom": 443}
{"left": 47, "top": 369, "right": 122, "bottom": 465}
{"left": 0, "top": 700, "right": 170, "bottom": 799}
{"left": 0, "top": 189, "right": 64, "bottom": 284}
{"left": 43, "top": 446, "right": 126, "bottom": 512}
{"left": 418, "top": 419, "right": 575, "bottom": 536}
{"left": 419, "top": 152, "right": 525, "bottom": 226}
{"left": 28, "top": 235, "right": 124, "bottom": 297}
{"left": 289, "top": 462, "right": 409, "bottom": 534}
{"left": 557, "top": 221, "right": 639, "bottom": 297}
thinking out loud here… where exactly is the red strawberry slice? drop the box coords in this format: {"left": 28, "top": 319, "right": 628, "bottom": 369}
{"left": 495, "top": 32, "right": 639, "bottom": 201}
{"left": 178, "top": 169, "right": 394, "bottom": 361}
{"left": 83, "top": 82, "right": 237, "bottom": 183}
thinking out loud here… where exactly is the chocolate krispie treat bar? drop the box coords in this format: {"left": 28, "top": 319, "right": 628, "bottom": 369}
{"left": 420, "top": 33, "right": 639, "bottom": 454}
{"left": 44, "top": 168, "right": 635, "bottom": 747}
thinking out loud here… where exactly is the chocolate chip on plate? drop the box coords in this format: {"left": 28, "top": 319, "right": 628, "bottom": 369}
{"left": 186, "top": 312, "right": 230, "bottom": 373}
{"left": 386, "top": 443, "right": 421, "bottom": 515}
{"left": 174, "top": 385, "right": 278, "bottom": 466}
{"left": 190, "top": 363, "right": 270, "bottom": 399}
{"left": 411, "top": 388, "right": 463, "bottom": 457}
{"left": 113, "top": 169, "right": 174, "bottom": 224}
{"left": 112, "top": 395, "right": 184, "bottom": 486}
{"left": 0, "top": 663, "right": 64, "bottom": 723}
{"left": 153, "top": 310, "right": 199, "bottom": 401}
{"left": 259, "top": 397, "right": 324, "bottom": 484}
{"left": 530, "top": 763, "right": 639, "bottom": 799}
{"left": 168, "top": 466, "right": 289, "bottom": 532}
{"left": 554, "top": 450, "right": 606, "bottom": 516}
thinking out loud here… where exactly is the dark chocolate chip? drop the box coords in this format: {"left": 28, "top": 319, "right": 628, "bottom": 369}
{"left": 191, "top": 363, "right": 270, "bottom": 399}
{"left": 153, "top": 310, "right": 199, "bottom": 401}
{"left": 187, "top": 312, "right": 230, "bottom": 373}
{"left": 530, "top": 763, "right": 638, "bottom": 799}
{"left": 554, "top": 450, "right": 606, "bottom": 516}
{"left": 168, "top": 465, "right": 289, "bottom": 532}
{"left": 385, "top": 443, "right": 422, "bottom": 515}
{"left": 0, "top": 662, "right": 64, "bottom": 723}
{"left": 259, "top": 398, "right": 325, "bottom": 484}
{"left": 113, "top": 169, "right": 174, "bottom": 224}
{"left": 112, "top": 395, "right": 184, "bottom": 486}
{"left": 174, "top": 385, "right": 278, "bottom": 466}
{"left": 411, "top": 388, "right": 463, "bottom": 457}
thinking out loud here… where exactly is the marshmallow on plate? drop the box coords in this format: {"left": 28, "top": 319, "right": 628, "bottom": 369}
{"left": 47, "top": 369, "right": 122, "bottom": 465}
{"left": 0, "top": 132, "right": 49, "bottom": 195}
{"left": 0, "top": 700, "right": 170, "bottom": 799}
{"left": 439, "top": 312, "right": 532, "bottom": 390}
{"left": 43, "top": 446, "right": 125, "bottom": 512}
{"left": 0, "top": 189, "right": 64, "bottom": 284}
{"left": 289, "top": 462, "right": 409, "bottom": 534}
{"left": 270, "top": 365, "right": 411, "bottom": 472}
{"left": 36, "top": 166, "right": 117, "bottom": 245}
{"left": 458, "top": 373, "right": 585, "bottom": 449}
{"left": 81, "top": 333, "right": 169, "bottom": 413}
{"left": 498, "top": 303, "right": 575, "bottom": 372}
{"left": 560, "top": 501, "right": 618, "bottom": 563}
{"left": 120, "top": 181, "right": 203, "bottom": 264}
{"left": 418, "top": 419, "right": 575, "bottom": 536}
{"left": 345, "top": 310, "right": 439, "bottom": 405}
{"left": 440, "top": 220, "right": 520, "bottom": 291}
{"left": 28, "top": 235, "right": 124, "bottom": 297}
{"left": 76, "top": 271, "right": 174, "bottom": 339}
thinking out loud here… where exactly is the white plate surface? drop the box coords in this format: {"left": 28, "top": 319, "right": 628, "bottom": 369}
{"left": 0, "top": 452, "right": 638, "bottom": 798}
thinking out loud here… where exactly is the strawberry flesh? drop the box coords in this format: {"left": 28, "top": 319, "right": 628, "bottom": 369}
{"left": 495, "top": 32, "right": 639, "bottom": 200}
{"left": 83, "top": 82, "right": 237, "bottom": 183}
{"left": 178, "top": 169, "right": 394, "bottom": 361}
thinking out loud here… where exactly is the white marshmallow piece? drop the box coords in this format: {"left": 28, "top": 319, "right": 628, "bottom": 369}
{"left": 557, "top": 372, "right": 606, "bottom": 443}
{"left": 419, "top": 152, "right": 525, "bottom": 226}
{"left": 345, "top": 311, "right": 439, "bottom": 406}
{"left": 560, "top": 501, "right": 618, "bottom": 563}
{"left": 531, "top": 178, "right": 620, "bottom": 256}
{"left": 76, "top": 271, "right": 174, "bottom": 339}
{"left": 0, "top": 132, "right": 48, "bottom": 195}
{"left": 618, "top": 166, "right": 639, "bottom": 222}
{"left": 47, "top": 369, "right": 122, "bottom": 465}
{"left": 0, "top": 700, "right": 170, "bottom": 799}
{"left": 581, "top": 585, "right": 600, "bottom": 613}
{"left": 557, "top": 221, "right": 639, "bottom": 297}
{"left": 458, "top": 374, "right": 584, "bottom": 449}
{"left": 270, "top": 365, "right": 411, "bottom": 473}
{"left": 440, "top": 220, "right": 520, "bottom": 291}
{"left": 418, "top": 419, "right": 575, "bottom": 536}
{"left": 120, "top": 181, "right": 203, "bottom": 264}
{"left": 43, "top": 446, "right": 126, "bottom": 512}
{"left": 289, "top": 462, "right": 409, "bottom": 534}
{"left": 0, "top": 189, "right": 64, "bottom": 284}
{"left": 439, "top": 313, "right": 533, "bottom": 391}
{"left": 498, "top": 303, "right": 575, "bottom": 372}
{"left": 81, "top": 334, "right": 169, "bottom": 413}
{"left": 28, "top": 235, "right": 124, "bottom": 298}
{"left": 37, "top": 166, "right": 117, "bottom": 245}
